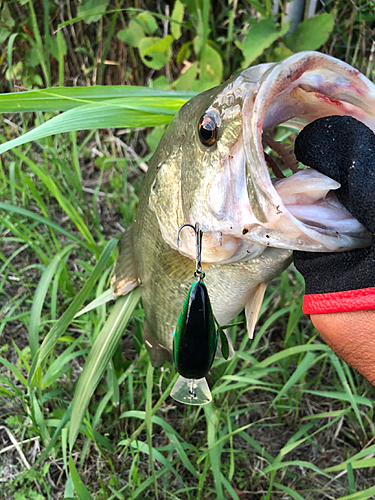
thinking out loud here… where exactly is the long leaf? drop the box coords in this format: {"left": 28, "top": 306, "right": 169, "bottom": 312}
{"left": 0, "top": 85, "right": 195, "bottom": 112}
{"left": 0, "top": 96, "right": 189, "bottom": 155}
{"left": 69, "top": 288, "right": 141, "bottom": 449}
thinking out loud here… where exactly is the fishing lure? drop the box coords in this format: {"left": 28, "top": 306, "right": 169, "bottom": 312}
{"left": 171, "top": 223, "right": 218, "bottom": 405}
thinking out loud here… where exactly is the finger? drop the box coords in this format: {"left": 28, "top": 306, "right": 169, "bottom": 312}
{"left": 295, "top": 115, "right": 375, "bottom": 233}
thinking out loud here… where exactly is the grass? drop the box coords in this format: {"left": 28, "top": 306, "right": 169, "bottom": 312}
{"left": 1, "top": 1, "right": 375, "bottom": 499}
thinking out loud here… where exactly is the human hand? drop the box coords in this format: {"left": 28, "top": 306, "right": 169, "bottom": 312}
{"left": 293, "top": 115, "right": 375, "bottom": 385}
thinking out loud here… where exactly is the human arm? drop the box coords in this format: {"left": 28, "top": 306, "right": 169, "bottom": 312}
{"left": 293, "top": 115, "right": 375, "bottom": 385}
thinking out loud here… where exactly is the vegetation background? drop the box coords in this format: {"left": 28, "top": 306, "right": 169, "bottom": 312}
{"left": 1, "top": 0, "right": 375, "bottom": 499}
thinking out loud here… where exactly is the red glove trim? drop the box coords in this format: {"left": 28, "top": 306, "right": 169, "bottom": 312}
{"left": 303, "top": 287, "right": 375, "bottom": 315}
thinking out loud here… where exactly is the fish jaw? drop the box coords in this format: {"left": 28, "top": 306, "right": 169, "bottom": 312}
{"left": 149, "top": 51, "right": 374, "bottom": 264}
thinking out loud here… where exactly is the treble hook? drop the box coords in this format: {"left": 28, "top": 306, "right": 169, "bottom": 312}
{"left": 177, "top": 222, "right": 205, "bottom": 280}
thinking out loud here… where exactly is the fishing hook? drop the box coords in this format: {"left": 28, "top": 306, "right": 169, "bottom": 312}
{"left": 177, "top": 222, "right": 205, "bottom": 280}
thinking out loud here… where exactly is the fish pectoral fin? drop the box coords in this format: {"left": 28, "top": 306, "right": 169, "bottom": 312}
{"left": 111, "top": 224, "right": 139, "bottom": 297}
{"left": 159, "top": 249, "right": 211, "bottom": 282}
{"left": 245, "top": 282, "right": 268, "bottom": 339}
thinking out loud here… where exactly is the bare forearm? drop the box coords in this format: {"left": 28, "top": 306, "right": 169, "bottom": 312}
{"left": 311, "top": 310, "right": 375, "bottom": 386}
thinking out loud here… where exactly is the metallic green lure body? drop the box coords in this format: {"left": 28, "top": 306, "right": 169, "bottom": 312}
{"left": 173, "top": 280, "right": 217, "bottom": 380}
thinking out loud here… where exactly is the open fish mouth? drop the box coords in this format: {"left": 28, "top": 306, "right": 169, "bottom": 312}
{"left": 240, "top": 51, "right": 374, "bottom": 254}
{"left": 151, "top": 52, "right": 375, "bottom": 264}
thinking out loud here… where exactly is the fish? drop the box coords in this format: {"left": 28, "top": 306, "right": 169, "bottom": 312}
{"left": 111, "top": 51, "right": 375, "bottom": 367}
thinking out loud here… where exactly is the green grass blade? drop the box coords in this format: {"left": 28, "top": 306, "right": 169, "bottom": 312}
{"left": 0, "top": 355, "right": 28, "bottom": 387}
{"left": 204, "top": 404, "right": 223, "bottom": 499}
{"left": 0, "top": 202, "right": 93, "bottom": 252}
{"left": 145, "top": 363, "right": 157, "bottom": 496}
{"left": 9, "top": 149, "right": 97, "bottom": 250}
{"left": 329, "top": 353, "right": 364, "bottom": 432}
{"left": 29, "top": 244, "right": 75, "bottom": 359}
{"left": 120, "top": 410, "right": 199, "bottom": 479}
{"left": 69, "top": 456, "right": 94, "bottom": 500}
{"left": 273, "top": 482, "right": 305, "bottom": 500}
{"left": 221, "top": 475, "right": 240, "bottom": 500}
{"left": 262, "top": 460, "right": 328, "bottom": 476}
{"left": 69, "top": 287, "right": 141, "bottom": 449}
{"left": 0, "top": 97, "right": 189, "bottom": 155}
{"left": 324, "top": 444, "right": 375, "bottom": 472}
{"left": 28, "top": 238, "right": 118, "bottom": 386}
{"left": 0, "top": 86, "right": 195, "bottom": 112}
{"left": 336, "top": 486, "right": 375, "bottom": 500}
{"left": 74, "top": 289, "right": 115, "bottom": 318}
{"left": 271, "top": 351, "right": 316, "bottom": 406}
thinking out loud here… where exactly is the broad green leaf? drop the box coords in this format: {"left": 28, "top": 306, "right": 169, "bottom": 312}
{"left": 284, "top": 13, "right": 335, "bottom": 52}
{"left": 0, "top": 4, "right": 15, "bottom": 44}
{"left": 171, "top": 1, "right": 185, "bottom": 40}
{"left": 241, "top": 17, "right": 290, "bottom": 67}
{"left": 69, "top": 456, "right": 94, "bottom": 500}
{"left": 69, "top": 288, "right": 141, "bottom": 449}
{"left": 139, "top": 36, "right": 173, "bottom": 70}
{"left": 137, "top": 12, "right": 158, "bottom": 35}
{"left": 0, "top": 86, "right": 196, "bottom": 113}
{"left": 176, "top": 41, "right": 192, "bottom": 64}
{"left": 144, "top": 34, "right": 174, "bottom": 55}
{"left": 0, "top": 96, "right": 189, "bottom": 155}
{"left": 200, "top": 45, "right": 223, "bottom": 88}
{"left": 117, "top": 19, "right": 145, "bottom": 47}
{"left": 28, "top": 239, "right": 118, "bottom": 386}
{"left": 174, "top": 62, "right": 198, "bottom": 91}
{"left": 77, "top": 0, "right": 110, "bottom": 24}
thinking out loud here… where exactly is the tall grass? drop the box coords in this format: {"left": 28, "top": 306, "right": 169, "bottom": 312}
{"left": 1, "top": 1, "right": 375, "bottom": 499}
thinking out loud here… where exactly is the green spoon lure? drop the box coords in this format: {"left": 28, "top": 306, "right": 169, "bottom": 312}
{"left": 171, "top": 223, "right": 217, "bottom": 405}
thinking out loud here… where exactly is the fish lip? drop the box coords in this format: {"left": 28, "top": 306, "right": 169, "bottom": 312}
{"left": 241, "top": 51, "right": 374, "bottom": 251}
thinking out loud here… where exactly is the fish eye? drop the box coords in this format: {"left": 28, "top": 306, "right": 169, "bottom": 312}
{"left": 198, "top": 113, "right": 218, "bottom": 146}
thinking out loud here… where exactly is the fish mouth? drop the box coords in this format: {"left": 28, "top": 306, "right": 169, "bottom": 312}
{"left": 193, "top": 51, "right": 374, "bottom": 263}
{"left": 240, "top": 51, "right": 374, "bottom": 253}
{"left": 153, "top": 52, "right": 375, "bottom": 265}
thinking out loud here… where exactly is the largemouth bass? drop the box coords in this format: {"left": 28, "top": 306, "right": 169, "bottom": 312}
{"left": 112, "top": 51, "right": 375, "bottom": 367}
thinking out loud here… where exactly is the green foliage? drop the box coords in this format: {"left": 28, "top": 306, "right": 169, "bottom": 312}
{"left": 284, "top": 13, "right": 336, "bottom": 52}
{"left": 1, "top": 1, "right": 375, "bottom": 499}
{"left": 240, "top": 17, "right": 291, "bottom": 67}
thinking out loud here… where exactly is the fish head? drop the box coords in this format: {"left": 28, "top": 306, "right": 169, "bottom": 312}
{"left": 149, "top": 51, "right": 375, "bottom": 263}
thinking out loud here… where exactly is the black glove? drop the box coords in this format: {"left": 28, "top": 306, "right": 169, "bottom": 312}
{"left": 293, "top": 115, "right": 375, "bottom": 314}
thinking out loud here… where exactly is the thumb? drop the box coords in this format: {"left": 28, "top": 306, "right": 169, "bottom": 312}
{"left": 294, "top": 115, "right": 375, "bottom": 234}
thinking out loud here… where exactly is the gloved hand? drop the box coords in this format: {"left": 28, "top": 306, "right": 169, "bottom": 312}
{"left": 293, "top": 115, "right": 375, "bottom": 386}
{"left": 294, "top": 115, "right": 375, "bottom": 315}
